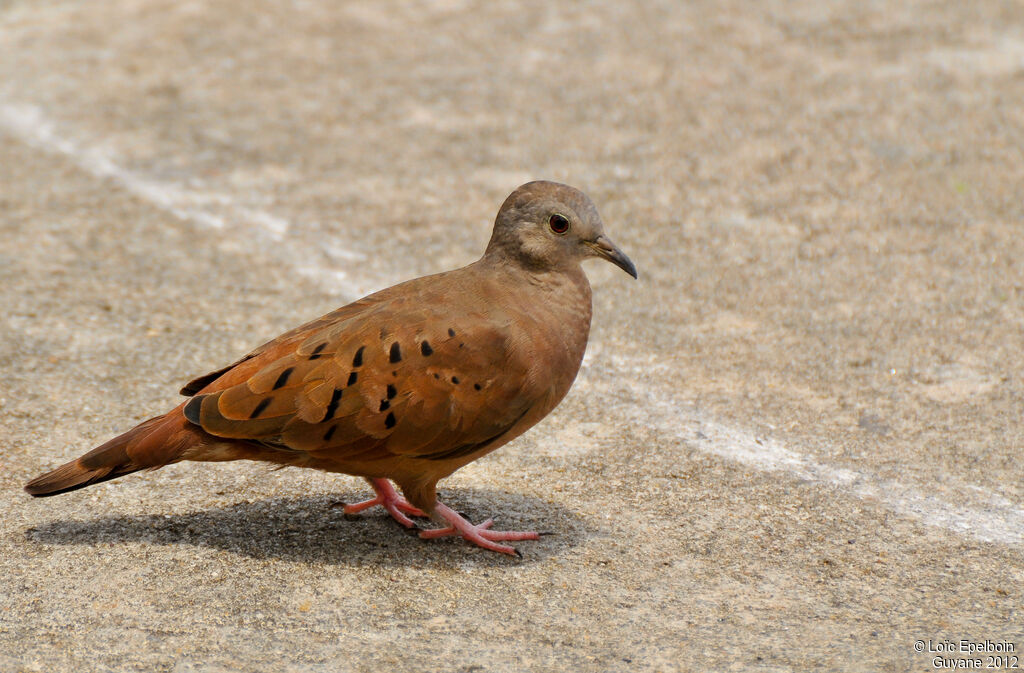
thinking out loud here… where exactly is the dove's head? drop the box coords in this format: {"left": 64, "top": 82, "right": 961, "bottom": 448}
{"left": 486, "top": 181, "right": 637, "bottom": 279}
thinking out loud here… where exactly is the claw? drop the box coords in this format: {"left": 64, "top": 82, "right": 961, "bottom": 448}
{"left": 342, "top": 483, "right": 541, "bottom": 555}
{"left": 418, "top": 502, "right": 539, "bottom": 556}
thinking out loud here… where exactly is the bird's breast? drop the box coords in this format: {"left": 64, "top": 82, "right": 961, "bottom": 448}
{"left": 502, "top": 267, "right": 593, "bottom": 406}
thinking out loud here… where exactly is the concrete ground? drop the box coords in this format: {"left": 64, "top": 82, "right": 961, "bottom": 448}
{"left": 1, "top": 1, "right": 1021, "bottom": 671}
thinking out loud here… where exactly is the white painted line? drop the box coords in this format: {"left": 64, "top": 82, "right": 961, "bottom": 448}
{"left": 0, "top": 102, "right": 364, "bottom": 296}
{"left": 0, "top": 103, "right": 227, "bottom": 230}
{"left": 691, "top": 418, "right": 1024, "bottom": 545}
{"left": 609, "top": 364, "right": 1024, "bottom": 545}
{"left": 4, "top": 101, "right": 1020, "bottom": 546}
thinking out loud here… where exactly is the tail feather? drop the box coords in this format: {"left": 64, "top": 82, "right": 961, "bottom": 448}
{"left": 24, "top": 409, "right": 198, "bottom": 497}
{"left": 22, "top": 460, "right": 142, "bottom": 497}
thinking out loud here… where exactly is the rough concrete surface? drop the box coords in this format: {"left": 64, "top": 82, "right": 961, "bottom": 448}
{"left": 1, "top": 1, "right": 1022, "bottom": 671}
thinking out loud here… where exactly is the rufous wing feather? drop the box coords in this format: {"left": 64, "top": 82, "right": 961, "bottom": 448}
{"left": 179, "top": 298, "right": 539, "bottom": 467}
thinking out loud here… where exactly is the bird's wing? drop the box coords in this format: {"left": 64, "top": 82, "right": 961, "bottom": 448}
{"left": 182, "top": 291, "right": 539, "bottom": 462}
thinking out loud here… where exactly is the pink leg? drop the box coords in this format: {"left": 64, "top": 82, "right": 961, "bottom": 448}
{"left": 341, "top": 478, "right": 427, "bottom": 528}
{"left": 419, "top": 502, "right": 539, "bottom": 556}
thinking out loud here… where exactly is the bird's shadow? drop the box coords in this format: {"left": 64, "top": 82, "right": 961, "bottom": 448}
{"left": 24, "top": 488, "right": 589, "bottom": 567}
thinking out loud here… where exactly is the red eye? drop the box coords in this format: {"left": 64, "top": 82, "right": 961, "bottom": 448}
{"left": 549, "top": 213, "right": 570, "bottom": 234}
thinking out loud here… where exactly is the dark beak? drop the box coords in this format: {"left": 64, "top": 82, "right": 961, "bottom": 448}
{"left": 590, "top": 235, "right": 638, "bottom": 279}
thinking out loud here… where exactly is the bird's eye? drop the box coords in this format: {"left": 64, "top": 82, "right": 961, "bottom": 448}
{"left": 549, "top": 213, "right": 570, "bottom": 234}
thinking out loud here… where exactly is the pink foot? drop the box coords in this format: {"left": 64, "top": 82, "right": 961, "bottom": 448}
{"left": 341, "top": 478, "right": 427, "bottom": 528}
{"left": 419, "top": 502, "right": 539, "bottom": 556}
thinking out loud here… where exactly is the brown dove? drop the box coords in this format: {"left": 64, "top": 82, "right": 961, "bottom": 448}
{"left": 25, "top": 181, "right": 637, "bottom": 555}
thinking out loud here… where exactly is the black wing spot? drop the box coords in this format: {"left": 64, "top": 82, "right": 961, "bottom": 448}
{"left": 448, "top": 328, "right": 456, "bottom": 337}
{"left": 389, "top": 342, "right": 402, "bottom": 363}
{"left": 323, "top": 388, "right": 343, "bottom": 422}
{"left": 379, "top": 399, "right": 390, "bottom": 412}
{"left": 385, "top": 412, "right": 396, "bottom": 429}
{"left": 323, "top": 425, "right": 337, "bottom": 442}
{"left": 474, "top": 383, "right": 482, "bottom": 391}
{"left": 420, "top": 341, "right": 433, "bottom": 356}
{"left": 352, "top": 346, "right": 365, "bottom": 367}
{"left": 347, "top": 371, "right": 358, "bottom": 386}
{"left": 451, "top": 376, "right": 460, "bottom": 384}
{"left": 272, "top": 367, "right": 295, "bottom": 390}
{"left": 184, "top": 395, "right": 204, "bottom": 424}
{"left": 309, "top": 342, "right": 328, "bottom": 360}
{"left": 249, "top": 398, "right": 272, "bottom": 419}
{"left": 386, "top": 384, "right": 397, "bottom": 399}
{"left": 433, "top": 373, "right": 440, "bottom": 379}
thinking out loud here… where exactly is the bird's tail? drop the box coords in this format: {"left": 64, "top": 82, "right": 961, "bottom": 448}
{"left": 24, "top": 408, "right": 198, "bottom": 497}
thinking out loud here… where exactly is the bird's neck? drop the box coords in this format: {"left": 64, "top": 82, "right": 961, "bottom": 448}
{"left": 475, "top": 252, "right": 590, "bottom": 300}
{"left": 470, "top": 255, "right": 593, "bottom": 370}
